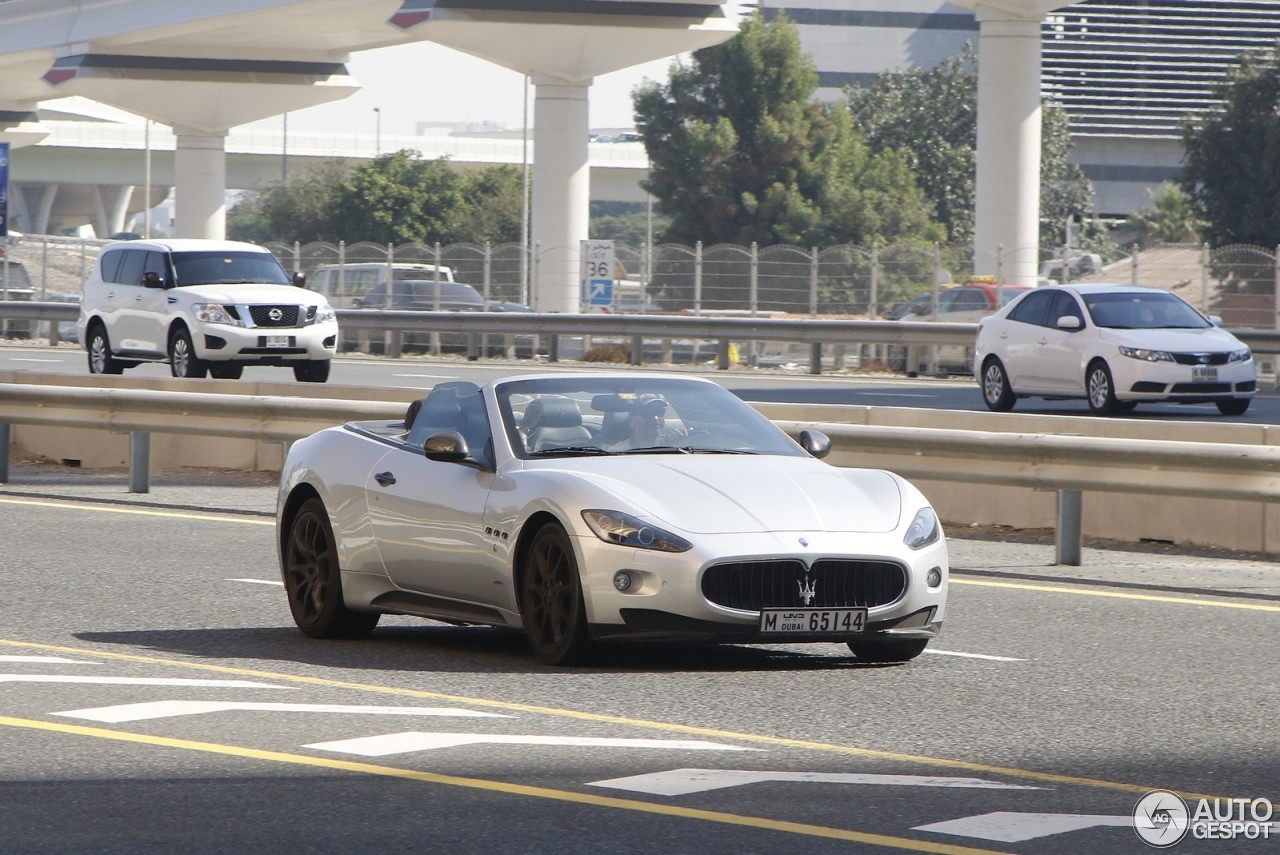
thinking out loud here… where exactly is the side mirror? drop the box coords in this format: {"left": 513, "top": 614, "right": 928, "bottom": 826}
{"left": 292, "top": 272, "right": 306, "bottom": 287}
{"left": 1209, "top": 315, "right": 1224, "bottom": 327}
{"left": 423, "top": 430, "right": 470, "bottom": 462}
{"left": 1056, "top": 315, "right": 1082, "bottom": 331}
{"left": 798, "top": 429, "right": 831, "bottom": 459}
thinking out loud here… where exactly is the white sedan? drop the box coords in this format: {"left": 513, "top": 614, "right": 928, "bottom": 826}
{"left": 974, "top": 283, "right": 1255, "bottom": 416}
{"left": 276, "top": 373, "right": 948, "bottom": 666}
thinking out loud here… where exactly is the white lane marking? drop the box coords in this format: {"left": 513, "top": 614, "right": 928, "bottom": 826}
{"left": 9, "top": 358, "right": 66, "bottom": 363}
{"left": 855, "top": 392, "right": 940, "bottom": 399}
{"left": 54, "top": 701, "right": 510, "bottom": 723}
{"left": 391, "top": 373, "right": 458, "bottom": 379}
{"left": 0, "top": 656, "right": 98, "bottom": 664}
{"left": 0, "top": 675, "right": 292, "bottom": 688}
{"left": 305, "top": 733, "right": 759, "bottom": 757}
{"left": 588, "top": 769, "right": 1042, "bottom": 796}
{"left": 914, "top": 812, "right": 1134, "bottom": 843}
{"left": 229, "top": 578, "right": 283, "bottom": 586}
{"left": 924, "top": 649, "right": 1027, "bottom": 662}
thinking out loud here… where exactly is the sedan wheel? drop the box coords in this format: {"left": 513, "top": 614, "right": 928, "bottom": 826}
{"left": 87, "top": 325, "right": 124, "bottom": 375}
{"left": 169, "top": 327, "right": 208, "bottom": 378}
{"left": 847, "top": 639, "right": 929, "bottom": 663}
{"left": 521, "top": 524, "right": 591, "bottom": 666}
{"left": 282, "top": 498, "right": 379, "bottom": 639}
{"left": 1086, "top": 361, "right": 1119, "bottom": 415}
{"left": 981, "top": 358, "right": 1015, "bottom": 411}
{"left": 1217, "top": 399, "right": 1250, "bottom": 416}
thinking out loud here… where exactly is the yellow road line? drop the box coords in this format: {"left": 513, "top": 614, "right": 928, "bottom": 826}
{"left": 0, "top": 638, "right": 1252, "bottom": 804}
{"left": 0, "top": 714, "right": 1011, "bottom": 855}
{"left": 952, "top": 577, "right": 1280, "bottom": 612}
{"left": 0, "top": 495, "right": 272, "bottom": 525}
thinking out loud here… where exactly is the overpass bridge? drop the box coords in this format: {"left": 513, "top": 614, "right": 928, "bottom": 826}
{"left": 6, "top": 118, "right": 650, "bottom": 237}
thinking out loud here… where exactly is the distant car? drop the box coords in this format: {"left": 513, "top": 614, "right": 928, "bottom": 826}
{"left": 974, "top": 283, "right": 1255, "bottom": 416}
{"left": 78, "top": 238, "right": 338, "bottom": 382}
{"left": 47, "top": 293, "right": 82, "bottom": 343}
{"left": 888, "top": 281, "right": 1031, "bottom": 373}
{"left": 344, "top": 275, "right": 531, "bottom": 354}
{"left": 0, "top": 258, "right": 35, "bottom": 339}
{"left": 276, "top": 372, "right": 949, "bottom": 666}
{"left": 309, "top": 262, "right": 459, "bottom": 309}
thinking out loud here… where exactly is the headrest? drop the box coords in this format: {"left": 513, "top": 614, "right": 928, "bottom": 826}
{"left": 591, "top": 393, "right": 667, "bottom": 415}
{"left": 525, "top": 396, "right": 583, "bottom": 429}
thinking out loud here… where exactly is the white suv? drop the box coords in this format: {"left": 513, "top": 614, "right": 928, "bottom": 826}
{"left": 78, "top": 239, "right": 339, "bottom": 382}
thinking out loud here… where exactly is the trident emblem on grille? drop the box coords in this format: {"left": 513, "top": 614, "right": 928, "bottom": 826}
{"left": 797, "top": 573, "right": 817, "bottom": 606}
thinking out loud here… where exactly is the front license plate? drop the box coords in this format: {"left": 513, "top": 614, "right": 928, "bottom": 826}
{"left": 1193, "top": 366, "right": 1217, "bottom": 381}
{"left": 264, "top": 335, "right": 291, "bottom": 348}
{"left": 759, "top": 608, "right": 867, "bottom": 634}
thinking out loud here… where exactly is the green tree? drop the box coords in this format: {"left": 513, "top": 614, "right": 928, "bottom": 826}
{"left": 1182, "top": 48, "right": 1280, "bottom": 248}
{"left": 1125, "top": 182, "right": 1204, "bottom": 246}
{"left": 452, "top": 165, "right": 525, "bottom": 245}
{"left": 334, "top": 150, "right": 464, "bottom": 245}
{"left": 228, "top": 158, "right": 351, "bottom": 244}
{"left": 633, "top": 10, "right": 938, "bottom": 248}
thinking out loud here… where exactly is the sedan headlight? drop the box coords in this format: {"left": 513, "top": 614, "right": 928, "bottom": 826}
{"left": 1119, "top": 346, "right": 1174, "bottom": 363}
{"left": 312, "top": 303, "right": 337, "bottom": 325}
{"left": 904, "top": 507, "right": 940, "bottom": 550}
{"left": 191, "top": 303, "right": 238, "bottom": 326}
{"left": 1228, "top": 348, "right": 1252, "bottom": 363}
{"left": 582, "top": 510, "right": 692, "bottom": 553}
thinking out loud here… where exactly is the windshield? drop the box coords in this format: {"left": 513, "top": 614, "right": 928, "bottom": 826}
{"left": 1083, "top": 291, "right": 1211, "bottom": 330}
{"left": 172, "top": 251, "right": 291, "bottom": 286}
{"left": 496, "top": 376, "right": 805, "bottom": 459}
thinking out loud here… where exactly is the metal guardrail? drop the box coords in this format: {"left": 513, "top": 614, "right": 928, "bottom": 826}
{"left": 4, "top": 382, "right": 1280, "bottom": 564}
{"left": 7, "top": 299, "right": 1280, "bottom": 372}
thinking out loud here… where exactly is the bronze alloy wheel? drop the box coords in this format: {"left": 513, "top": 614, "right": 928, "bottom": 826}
{"left": 521, "top": 524, "right": 590, "bottom": 665}
{"left": 282, "top": 498, "right": 379, "bottom": 639}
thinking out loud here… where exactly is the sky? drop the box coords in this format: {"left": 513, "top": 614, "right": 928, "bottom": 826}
{"left": 243, "top": 40, "right": 681, "bottom": 137}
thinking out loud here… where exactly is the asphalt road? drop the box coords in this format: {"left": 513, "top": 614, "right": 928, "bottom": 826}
{"left": 1, "top": 477, "right": 1277, "bottom": 854}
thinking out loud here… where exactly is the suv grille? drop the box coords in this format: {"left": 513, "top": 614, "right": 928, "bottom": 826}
{"left": 248, "top": 305, "right": 300, "bottom": 327}
{"left": 701, "top": 559, "right": 907, "bottom": 611}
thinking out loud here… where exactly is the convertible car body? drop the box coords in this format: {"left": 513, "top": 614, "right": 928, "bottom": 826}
{"left": 276, "top": 373, "right": 949, "bottom": 665}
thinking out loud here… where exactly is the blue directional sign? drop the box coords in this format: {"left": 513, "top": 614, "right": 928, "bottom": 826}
{"left": 581, "top": 239, "right": 615, "bottom": 308}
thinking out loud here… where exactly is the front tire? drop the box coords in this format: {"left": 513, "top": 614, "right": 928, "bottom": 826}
{"left": 86, "top": 324, "right": 125, "bottom": 375}
{"left": 169, "top": 327, "right": 207, "bottom": 378}
{"left": 209, "top": 364, "right": 244, "bottom": 380}
{"left": 521, "top": 524, "right": 591, "bottom": 666}
{"left": 1086, "top": 361, "right": 1118, "bottom": 415}
{"left": 1217, "top": 399, "right": 1250, "bottom": 416}
{"left": 980, "top": 357, "right": 1015, "bottom": 411}
{"left": 847, "top": 639, "right": 929, "bottom": 663}
{"left": 293, "top": 359, "right": 331, "bottom": 383}
{"left": 281, "top": 498, "right": 379, "bottom": 639}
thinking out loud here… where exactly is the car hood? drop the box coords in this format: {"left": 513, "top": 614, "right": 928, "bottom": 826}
{"left": 1098, "top": 325, "right": 1246, "bottom": 351}
{"left": 176, "top": 284, "right": 327, "bottom": 305}
{"left": 538, "top": 455, "right": 905, "bottom": 535}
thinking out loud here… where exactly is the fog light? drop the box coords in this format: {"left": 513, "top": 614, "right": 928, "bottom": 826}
{"left": 926, "top": 567, "right": 943, "bottom": 588}
{"left": 613, "top": 571, "right": 635, "bottom": 592}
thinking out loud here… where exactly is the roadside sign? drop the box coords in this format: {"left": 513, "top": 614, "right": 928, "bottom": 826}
{"left": 581, "top": 239, "right": 614, "bottom": 307}
{"left": 0, "top": 142, "right": 8, "bottom": 239}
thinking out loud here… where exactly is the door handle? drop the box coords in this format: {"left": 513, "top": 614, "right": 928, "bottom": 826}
{"left": 374, "top": 471, "right": 396, "bottom": 487}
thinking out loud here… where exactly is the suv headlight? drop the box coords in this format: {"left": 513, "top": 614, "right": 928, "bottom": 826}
{"left": 191, "top": 303, "right": 238, "bottom": 326}
{"left": 582, "top": 510, "right": 691, "bottom": 553}
{"left": 904, "top": 507, "right": 940, "bottom": 550}
{"left": 1119, "top": 346, "right": 1174, "bottom": 363}
{"left": 312, "top": 303, "right": 337, "bottom": 325}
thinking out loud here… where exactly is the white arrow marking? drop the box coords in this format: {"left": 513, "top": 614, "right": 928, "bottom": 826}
{"left": 589, "top": 768, "right": 1042, "bottom": 796}
{"left": 0, "top": 656, "right": 98, "bottom": 664}
{"left": 914, "top": 812, "right": 1134, "bottom": 842}
{"left": 306, "top": 733, "right": 759, "bottom": 757}
{"left": 53, "top": 701, "right": 511, "bottom": 723}
{"left": 0, "top": 675, "right": 291, "bottom": 688}
{"left": 229, "top": 578, "right": 283, "bottom": 586}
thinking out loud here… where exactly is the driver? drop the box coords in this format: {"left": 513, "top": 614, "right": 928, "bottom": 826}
{"left": 608, "top": 397, "right": 684, "bottom": 451}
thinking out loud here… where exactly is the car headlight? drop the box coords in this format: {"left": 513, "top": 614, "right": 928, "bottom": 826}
{"left": 1119, "top": 346, "right": 1174, "bottom": 363}
{"left": 582, "top": 510, "right": 692, "bottom": 553}
{"left": 1228, "top": 348, "right": 1252, "bottom": 363}
{"left": 312, "top": 303, "right": 337, "bottom": 324}
{"left": 191, "top": 303, "right": 238, "bottom": 325}
{"left": 904, "top": 507, "right": 940, "bottom": 550}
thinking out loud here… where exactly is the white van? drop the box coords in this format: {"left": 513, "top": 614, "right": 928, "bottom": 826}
{"left": 308, "top": 262, "right": 455, "bottom": 309}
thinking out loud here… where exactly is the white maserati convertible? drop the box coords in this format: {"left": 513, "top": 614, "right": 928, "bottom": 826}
{"left": 276, "top": 373, "right": 949, "bottom": 665}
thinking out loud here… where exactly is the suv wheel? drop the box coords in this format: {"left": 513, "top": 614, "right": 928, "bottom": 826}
{"left": 87, "top": 324, "right": 125, "bottom": 375}
{"left": 293, "top": 360, "right": 331, "bottom": 383}
{"left": 169, "top": 327, "right": 208, "bottom": 378}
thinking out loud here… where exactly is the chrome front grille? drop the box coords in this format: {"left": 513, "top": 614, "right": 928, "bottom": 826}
{"left": 701, "top": 559, "right": 907, "bottom": 611}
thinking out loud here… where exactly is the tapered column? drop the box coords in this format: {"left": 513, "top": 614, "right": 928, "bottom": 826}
{"left": 530, "top": 75, "right": 591, "bottom": 314}
{"left": 173, "top": 127, "right": 228, "bottom": 240}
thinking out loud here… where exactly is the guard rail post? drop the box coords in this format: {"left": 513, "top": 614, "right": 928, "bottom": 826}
{"left": 129, "top": 431, "right": 151, "bottom": 494}
{"left": 718, "top": 339, "right": 731, "bottom": 370}
{"left": 630, "top": 334, "right": 643, "bottom": 366}
{"left": 1056, "top": 489, "right": 1083, "bottom": 565}
{"left": 0, "top": 422, "right": 9, "bottom": 483}
{"left": 810, "top": 342, "right": 822, "bottom": 375}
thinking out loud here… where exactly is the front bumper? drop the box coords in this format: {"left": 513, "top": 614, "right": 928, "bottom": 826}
{"left": 196, "top": 320, "right": 338, "bottom": 362}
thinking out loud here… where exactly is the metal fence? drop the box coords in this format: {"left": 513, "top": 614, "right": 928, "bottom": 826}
{"left": 6, "top": 233, "right": 1280, "bottom": 328}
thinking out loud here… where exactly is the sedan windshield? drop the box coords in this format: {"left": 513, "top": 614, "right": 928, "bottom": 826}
{"left": 497, "top": 377, "right": 805, "bottom": 459}
{"left": 1083, "top": 292, "right": 1211, "bottom": 330}
{"left": 172, "top": 251, "right": 291, "bottom": 286}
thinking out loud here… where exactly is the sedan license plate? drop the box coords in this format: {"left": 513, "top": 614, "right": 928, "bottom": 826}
{"left": 760, "top": 608, "right": 867, "bottom": 635}
{"left": 1193, "top": 365, "right": 1217, "bottom": 382}
{"left": 264, "top": 335, "right": 291, "bottom": 348}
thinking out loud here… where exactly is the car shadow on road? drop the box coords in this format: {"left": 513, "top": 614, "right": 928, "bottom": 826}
{"left": 75, "top": 625, "right": 907, "bottom": 675}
